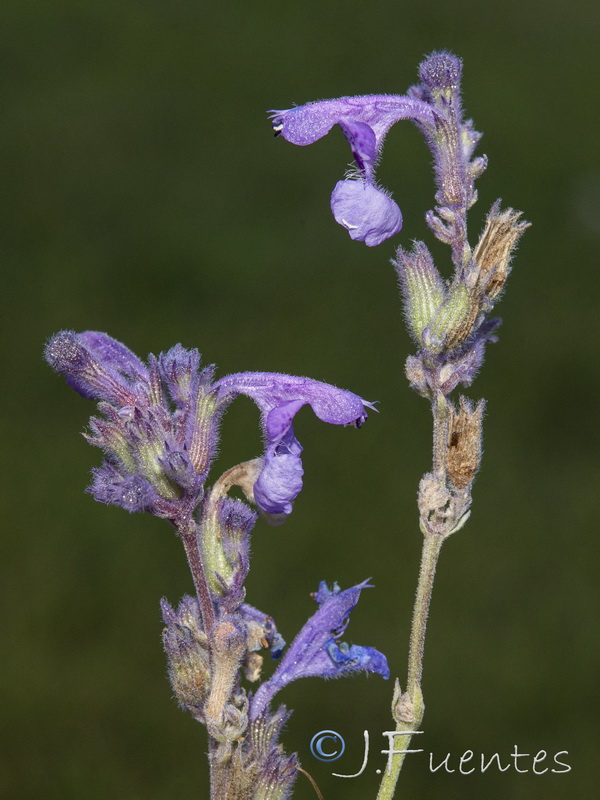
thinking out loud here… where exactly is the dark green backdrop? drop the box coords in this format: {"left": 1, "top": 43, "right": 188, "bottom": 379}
{"left": 3, "top": 1, "right": 599, "bottom": 798}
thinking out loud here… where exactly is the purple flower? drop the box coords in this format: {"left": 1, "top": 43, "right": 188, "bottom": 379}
{"left": 270, "top": 94, "right": 436, "bottom": 246}
{"left": 213, "top": 373, "right": 374, "bottom": 515}
{"left": 269, "top": 52, "right": 490, "bottom": 260}
{"left": 45, "top": 332, "right": 374, "bottom": 519}
{"left": 249, "top": 580, "right": 389, "bottom": 720}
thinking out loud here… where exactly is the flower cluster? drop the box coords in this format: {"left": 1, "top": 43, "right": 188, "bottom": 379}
{"left": 45, "top": 330, "right": 373, "bottom": 520}
{"left": 158, "top": 580, "right": 387, "bottom": 798}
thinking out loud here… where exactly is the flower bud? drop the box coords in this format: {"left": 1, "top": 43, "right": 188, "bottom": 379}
{"left": 201, "top": 492, "right": 257, "bottom": 597}
{"left": 161, "top": 598, "right": 211, "bottom": 716}
{"left": 418, "top": 50, "right": 462, "bottom": 91}
{"left": 45, "top": 330, "right": 138, "bottom": 406}
{"left": 394, "top": 242, "right": 446, "bottom": 342}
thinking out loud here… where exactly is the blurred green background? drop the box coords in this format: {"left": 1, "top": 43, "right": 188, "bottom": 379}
{"left": 2, "top": 0, "right": 599, "bottom": 798}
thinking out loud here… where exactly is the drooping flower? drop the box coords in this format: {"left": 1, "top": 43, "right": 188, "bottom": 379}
{"left": 213, "top": 372, "right": 375, "bottom": 515}
{"left": 270, "top": 94, "right": 436, "bottom": 247}
{"left": 45, "top": 332, "right": 373, "bottom": 520}
{"left": 269, "top": 51, "right": 494, "bottom": 259}
{"left": 249, "top": 580, "right": 389, "bottom": 720}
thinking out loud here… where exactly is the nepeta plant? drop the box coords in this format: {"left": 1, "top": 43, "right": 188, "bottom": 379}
{"left": 44, "top": 330, "right": 388, "bottom": 799}
{"left": 45, "top": 50, "right": 527, "bottom": 800}
{"left": 271, "top": 50, "right": 528, "bottom": 798}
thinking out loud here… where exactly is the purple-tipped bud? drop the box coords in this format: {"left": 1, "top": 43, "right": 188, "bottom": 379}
{"left": 216, "top": 496, "right": 255, "bottom": 587}
{"left": 45, "top": 331, "right": 139, "bottom": 406}
{"left": 218, "top": 497, "right": 258, "bottom": 540}
{"left": 161, "top": 594, "right": 204, "bottom": 633}
{"left": 158, "top": 344, "right": 201, "bottom": 408}
{"left": 77, "top": 331, "right": 148, "bottom": 381}
{"left": 418, "top": 50, "right": 463, "bottom": 91}
{"left": 234, "top": 709, "right": 299, "bottom": 799}
{"left": 45, "top": 330, "right": 90, "bottom": 375}
{"left": 45, "top": 332, "right": 226, "bottom": 519}
{"left": 201, "top": 495, "right": 256, "bottom": 599}
{"left": 251, "top": 748, "right": 299, "bottom": 800}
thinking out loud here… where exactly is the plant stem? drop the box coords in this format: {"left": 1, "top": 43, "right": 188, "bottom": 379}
{"left": 432, "top": 390, "right": 450, "bottom": 480}
{"left": 376, "top": 395, "right": 449, "bottom": 800}
{"left": 376, "top": 532, "right": 443, "bottom": 800}
{"left": 181, "top": 527, "right": 216, "bottom": 635}
{"left": 406, "top": 533, "right": 444, "bottom": 694}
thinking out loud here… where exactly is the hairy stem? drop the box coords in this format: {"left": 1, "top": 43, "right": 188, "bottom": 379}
{"left": 181, "top": 527, "right": 216, "bottom": 635}
{"left": 432, "top": 391, "right": 449, "bottom": 479}
{"left": 406, "top": 533, "right": 444, "bottom": 694}
{"left": 209, "top": 739, "right": 228, "bottom": 800}
{"left": 376, "top": 533, "right": 443, "bottom": 800}
{"left": 376, "top": 396, "right": 449, "bottom": 800}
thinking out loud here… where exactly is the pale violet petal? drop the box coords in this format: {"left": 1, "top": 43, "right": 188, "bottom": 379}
{"left": 331, "top": 180, "right": 402, "bottom": 247}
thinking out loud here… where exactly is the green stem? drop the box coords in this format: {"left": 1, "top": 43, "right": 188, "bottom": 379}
{"left": 376, "top": 394, "right": 449, "bottom": 800}
{"left": 407, "top": 533, "right": 444, "bottom": 693}
{"left": 376, "top": 533, "right": 443, "bottom": 800}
